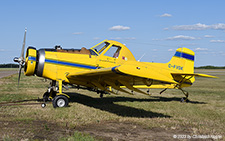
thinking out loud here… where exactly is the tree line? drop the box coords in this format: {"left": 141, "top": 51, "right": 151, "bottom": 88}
{"left": 194, "top": 65, "right": 225, "bottom": 69}
{"left": 0, "top": 64, "right": 19, "bottom": 68}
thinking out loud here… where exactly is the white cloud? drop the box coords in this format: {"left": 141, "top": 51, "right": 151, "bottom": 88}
{"left": 152, "top": 38, "right": 161, "bottom": 41}
{"left": 194, "top": 48, "right": 208, "bottom": 51}
{"left": 168, "top": 49, "right": 173, "bottom": 51}
{"left": 73, "top": 32, "right": 83, "bottom": 35}
{"left": 93, "top": 37, "right": 101, "bottom": 40}
{"left": 124, "top": 37, "right": 136, "bottom": 40}
{"left": 171, "top": 23, "right": 225, "bottom": 30}
{"left": 179, "top": 43, "right": 198, "bottom": 46}
{"left": 210, "top": 40, "right": 225, "bottom": 43}
{"left": 172, "top": 23, "right": 209, "bottom": 30}
{"left": 160, "top": 13, "right": 172, "bottom": 17}
{"left": 211, "top": 23, "right": 225, "bottom": 30}
{"left": 166, "top": 35, "right": 197, "bottom": 40}
{"left": 163, "top": 28, "right": 169, "bottom": 30}
{"left": 204, "top": 35, "right": 215, "bottom": 38}
{"left": 109, "top": 37, "right": 122, "bottom": 40}
{"left": 109, "top": 25, "right": 130, "bottom": 31}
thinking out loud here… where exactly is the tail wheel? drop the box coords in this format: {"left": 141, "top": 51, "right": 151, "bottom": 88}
{"left": 52, "top": 95, "right": 69, "bottom": 108}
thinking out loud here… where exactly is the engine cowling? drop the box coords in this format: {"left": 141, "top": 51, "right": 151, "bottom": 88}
{"left": 24, "top": 47, "right": 37, "bottom": 76}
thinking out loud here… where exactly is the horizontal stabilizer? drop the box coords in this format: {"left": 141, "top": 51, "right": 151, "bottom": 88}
{"left": 171, "top": 73, "right": 218, "bottom": 78}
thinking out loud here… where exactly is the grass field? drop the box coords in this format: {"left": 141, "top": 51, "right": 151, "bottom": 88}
{"left": 0, "top": 69, "right": 224, "bottom": 140}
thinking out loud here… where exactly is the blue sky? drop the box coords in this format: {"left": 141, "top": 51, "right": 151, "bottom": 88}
{"left": 0, "top": 0, "right": 225, "bottom": 66}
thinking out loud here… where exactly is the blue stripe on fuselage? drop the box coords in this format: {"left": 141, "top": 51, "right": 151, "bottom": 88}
{"left": 45, "top": 59, "right": 98, "bottom": 69}
{"left": 28, "top": 56, "right": 36, "bottom": 61}
{"left": 174, "top": 51, "right": 194, "bottom": 61}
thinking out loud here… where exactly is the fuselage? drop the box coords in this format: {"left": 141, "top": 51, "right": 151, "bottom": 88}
{"left": 24, "top": 40, "right": 194, "bottom": 89}
{"left": 25, "top": 40, "right": 135, "bottom": 84}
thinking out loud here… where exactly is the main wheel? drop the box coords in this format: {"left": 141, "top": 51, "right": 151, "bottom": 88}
{"left": 52, "top": 95, "right": 69, "bottom": 108}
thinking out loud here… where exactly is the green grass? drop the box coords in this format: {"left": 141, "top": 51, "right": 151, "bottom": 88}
{"left": 60, "top": 132, "right": 97, "bottom": 141}
{"left": 0, "top": 69, "right": 224, "bottom": 140}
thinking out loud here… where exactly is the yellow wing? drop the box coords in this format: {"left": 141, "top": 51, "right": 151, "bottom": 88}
{"left": 67, "top": 64, "right": 178, "bottom": 95}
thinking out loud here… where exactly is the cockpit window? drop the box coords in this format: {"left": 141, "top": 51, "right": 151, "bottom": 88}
{"left": 92, "top": 42, "right": 110, "bottom": 55}
{"left": 104, "top": 45, "right": 121, "bottom": 58}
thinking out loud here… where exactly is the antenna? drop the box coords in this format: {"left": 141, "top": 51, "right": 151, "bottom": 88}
{"left": 138, "top": 53, "right": 146, "bottom": 62}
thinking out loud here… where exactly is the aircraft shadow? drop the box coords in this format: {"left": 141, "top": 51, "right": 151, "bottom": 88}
{"left": 66, "top": 92, "right": 176, "bottom": 118}
{"left": 150, "top": 96, "right": 207, "bottom": 104}
{"left": 66, "top": 92, "right": 206, "bottom": 118}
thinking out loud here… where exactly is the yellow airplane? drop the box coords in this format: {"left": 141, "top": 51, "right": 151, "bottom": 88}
{"left": 14, "top": 29, "right": 217, "bottom": 108}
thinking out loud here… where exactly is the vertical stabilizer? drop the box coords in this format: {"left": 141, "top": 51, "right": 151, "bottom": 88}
{"left": 167, "top": 48, "right": 195, "bottom": 73}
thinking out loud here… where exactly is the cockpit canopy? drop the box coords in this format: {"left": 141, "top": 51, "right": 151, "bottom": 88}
{"left": 53, "top": 40, "right": 136, "bottom": 61}
{"left": 90, "top": 40, "right": 136, "bottom": 61}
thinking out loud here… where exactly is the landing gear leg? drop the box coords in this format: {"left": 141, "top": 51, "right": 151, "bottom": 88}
{"left": 52, "top": 79, "right": 70, "bottom": 108}
{"left": 100, "top": 92, "right": 103, "bottom": 98}
{"left": 180, "top": 89, "right": 189, "bottom": 102}
{"left": 43, "top": 80, "right": 57, "bottom": 102}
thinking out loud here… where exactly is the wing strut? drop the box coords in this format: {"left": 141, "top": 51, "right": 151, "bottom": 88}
{"left": 91, "top": 81, "right": 118, "bottom": 95}
{"left": 104, "top": 80, "right": 133, "bottom": 95}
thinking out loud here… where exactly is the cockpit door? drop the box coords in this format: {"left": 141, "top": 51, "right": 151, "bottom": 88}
{"left": 96, "top": 45, "right": 121, "bottom": 68}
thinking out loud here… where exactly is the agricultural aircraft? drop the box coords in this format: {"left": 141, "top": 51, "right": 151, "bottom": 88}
{"left": 13, "top": 29, "right": 217, "bottom": 108}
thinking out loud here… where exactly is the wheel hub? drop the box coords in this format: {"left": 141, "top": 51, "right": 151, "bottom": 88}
{"left": 57, "top": 99, "right": 65, "bottom": 107}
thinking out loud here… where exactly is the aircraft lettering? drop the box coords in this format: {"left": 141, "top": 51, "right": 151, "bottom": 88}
{"left": 99, "top": 59, "right": 115, "bottom": 63}
{"left": 168, "top": 64, "right": 183, "bottom": 70}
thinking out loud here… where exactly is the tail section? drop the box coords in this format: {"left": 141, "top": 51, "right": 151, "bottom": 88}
{"left": 167, "top": 47, "right": 195, "bottom": 73}
{"left": 167, "top": 48, "right": 195, "bottom": 87}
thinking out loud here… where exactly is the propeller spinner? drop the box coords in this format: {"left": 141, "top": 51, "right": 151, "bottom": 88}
{"left": 13, "top": 28, "right": 27, "bottom": 85}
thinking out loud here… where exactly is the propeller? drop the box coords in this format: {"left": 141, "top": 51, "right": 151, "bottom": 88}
{"left": 13, "top": 28, "right": 27, "bottom": 85}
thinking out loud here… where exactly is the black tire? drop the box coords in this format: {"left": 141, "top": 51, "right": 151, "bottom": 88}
{"left": 52, "top": 95, "right": 69, "bottom": 108}
{"left": 43, "top": 92, "right": 49, "bottom": 102}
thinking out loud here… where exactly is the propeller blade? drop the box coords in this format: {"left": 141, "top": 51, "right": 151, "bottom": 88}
{"left": 18, "top": 65, "right": 22, "bottom": 86}
{"left": 20, "top": 28, "right": 27, "bottom": 61}
{"left": 14, "top": 28, "right": 27, "bottom": 86}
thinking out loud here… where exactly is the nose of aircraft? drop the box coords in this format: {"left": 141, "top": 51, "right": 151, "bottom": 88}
{"left": 13, "top": 57, "right": 19, "bottom": 63}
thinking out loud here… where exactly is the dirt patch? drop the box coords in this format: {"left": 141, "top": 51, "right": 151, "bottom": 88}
{"left": 75, "top": 121, "right": 191, "bottom": 141}
{"left": 0, "top": 119, "right": 192, "bottom": 141}
{"left": 0, "top": 120, "right": 72, "bottom": 140}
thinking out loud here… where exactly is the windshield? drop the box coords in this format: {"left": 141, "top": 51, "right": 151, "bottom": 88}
{"left": 92, "top": 42, "right": 110, "bottom": 55}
